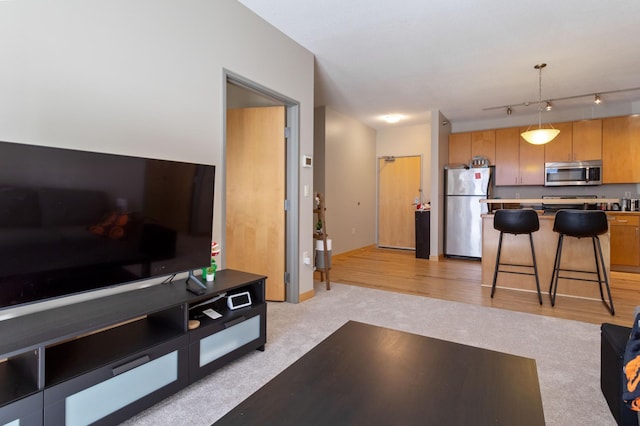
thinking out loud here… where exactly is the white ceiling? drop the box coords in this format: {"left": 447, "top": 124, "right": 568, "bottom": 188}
{"left": 238, "top": 0, "right": 640, "bottom": 129}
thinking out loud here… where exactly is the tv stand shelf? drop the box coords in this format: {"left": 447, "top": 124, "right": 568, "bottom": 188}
{"left": 0, "top": 269, "right": 266, "bottom": 426}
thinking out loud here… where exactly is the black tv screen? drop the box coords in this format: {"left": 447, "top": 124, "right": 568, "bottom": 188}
{"left": 0, "top": 140, "right": 214, "bottom": 311}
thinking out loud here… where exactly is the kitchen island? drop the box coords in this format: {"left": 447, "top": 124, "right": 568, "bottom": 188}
{"left": 480, "top": 198, "right": 619, "bottom": 301}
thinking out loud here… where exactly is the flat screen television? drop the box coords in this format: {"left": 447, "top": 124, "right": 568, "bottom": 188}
{"left": 0, "top": 140, "right": 214, "bottom": 311}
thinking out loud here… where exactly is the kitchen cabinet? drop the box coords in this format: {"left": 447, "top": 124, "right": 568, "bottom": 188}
{"left": 603, "top": 115, "right": 640, "bottom": 183}
{"left": 542, "top": 122, "right": 573, "bottom": 162}
{"left": 495, "top": 127, "right": 519, "bottom": 185}
{"left": 494, "top": 127, "right": 544, "bottom": 185}
{"left": 608, "top": 213, "right": 640, "bottom": 270}
{"left": 471, "top": 130, "right": 495, "bottom": 164}
{"left": 571, "top": 119, "right": 602, "bottom": 160}
{"left": 543, "top": 120, "right": 601, "bottom": 162}
{"left": 519, "top": 130, "right": 545, "bottom": 185}
{"left": 448, "top": 132, "right": 471, "bottom": 165}
{"left": 449, "top": 130, "right": 495, "bottom": 165}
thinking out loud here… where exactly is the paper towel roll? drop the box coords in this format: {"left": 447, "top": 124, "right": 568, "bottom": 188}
{"left": 315, "top": 238, "right": 332, "bottom": 251}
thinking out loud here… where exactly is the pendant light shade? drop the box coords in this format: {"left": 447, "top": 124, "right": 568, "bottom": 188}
{"left": 521, "top": 63, "right": 559, "bottom": 145}
{"left": 521, "top": 128, "right": 560, "bottom": 145}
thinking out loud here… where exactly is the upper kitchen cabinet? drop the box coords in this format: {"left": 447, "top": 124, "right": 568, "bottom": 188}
{"left": 449, "top": 130, "right": 496, "bottom": 165}
{"left": 471, "top": 130, "right": 496, "bottom": 164}
{"left": 571, "top": 119, "right": 602, "bottom": 161}
{"left": 495, "top": 127, "right": 519, "bottom": 185}
{"left": 543, "top": 122, "right": 574, "bottom": 162}
{"left": 544, "top": 120, "right": 601, "bottom": 162}
{"left": 603, "top": 115, "right": 640, "bottom": 183}
{"left": 448, "top": 132, "right": 471, "bottom": 165}
{"left": 494, "top": 127, "right": 544, "bottom": 186}
{"left": 518, "top": 128, "right": 545, "bottom": 185}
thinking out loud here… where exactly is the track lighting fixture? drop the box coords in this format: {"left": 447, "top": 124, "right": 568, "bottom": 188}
{"left": 506, "top": 107, "right": 512, "bottom": 116}
{"left": 545, "top": 101, "right": 552, "bottom": 111}
{"left": 484, "top": 85, "right": 640, "bottom": 114}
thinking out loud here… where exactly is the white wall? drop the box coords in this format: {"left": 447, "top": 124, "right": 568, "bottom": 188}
{"left": 0, "top": 0, "right": 316, "bottom": 310}
{"left": 321, "top": 107, "right": 377, "bottom": 255}
{"left": 377, "top": 124, "right": 432, "bottom": 204}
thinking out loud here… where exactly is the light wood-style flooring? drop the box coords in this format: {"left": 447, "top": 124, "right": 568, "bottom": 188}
{"left": 327, "top": 245, "right": 640, "bottom": 327}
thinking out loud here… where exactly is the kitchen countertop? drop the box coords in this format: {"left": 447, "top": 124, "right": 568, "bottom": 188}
{"left": 483, "top": 211, "right": 640, "bottom": 218}
{"left": 480, "top": 198, "right": 620, "bottom": 204}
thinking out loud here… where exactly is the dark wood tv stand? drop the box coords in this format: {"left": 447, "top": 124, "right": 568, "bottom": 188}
{"left": 0, "top": 269, "right": 266, "bottom": 425}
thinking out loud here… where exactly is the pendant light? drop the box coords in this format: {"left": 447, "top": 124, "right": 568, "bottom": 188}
{"left": 521, "top": 63, "right": 559, "bottom": 145}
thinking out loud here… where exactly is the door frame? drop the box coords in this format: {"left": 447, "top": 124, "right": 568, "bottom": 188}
{"left": 224, "top": 70, "right": 301, "bottom": 303}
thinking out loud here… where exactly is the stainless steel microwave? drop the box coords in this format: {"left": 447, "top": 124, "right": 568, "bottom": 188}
{"left": 544, "top": 160, "right": 602, "bottom": 186}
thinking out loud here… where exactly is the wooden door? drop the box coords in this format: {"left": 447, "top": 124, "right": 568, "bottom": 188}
{"left": 543, "top": 122, "right": 573, "bottom": 162}
{"left": 494, "top": 127, "right": 520, "bottom": 185}
{"left": 572, "top": 119, "right": 602, "bottom": 161}
{"left": 226, "top": 106, "right": 286, "bottom": 301}
{"left": 378, "top": 156, "right": 421, "bottom": 249}
{"left": 448, "top": 133, "right": 471, "bottom": 165}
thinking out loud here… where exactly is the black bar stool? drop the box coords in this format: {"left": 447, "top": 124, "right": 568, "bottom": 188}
{"left": 491, "top": 209, "right": 542, "bottom": 304}
{"left": 549, "top": 210, "right": 614, "bottom": 315}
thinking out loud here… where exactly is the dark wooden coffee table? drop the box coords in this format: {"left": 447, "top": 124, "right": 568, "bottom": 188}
{"left": 215, "top": 320, "right": 545, "bottom": 425}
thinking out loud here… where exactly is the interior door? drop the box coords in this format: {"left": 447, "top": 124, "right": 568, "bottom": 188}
{"left": 378, "top": 156, "right": 421, "bottom": 249}
{"left": 226, "top": 106, "right": 286, "bottom": 301}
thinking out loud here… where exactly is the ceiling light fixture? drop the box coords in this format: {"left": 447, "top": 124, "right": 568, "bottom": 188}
{"left": 545, "top": 101, "right": 553, "bottom": 111}
{"left": 382, "top": 114, "right": 404, "bottom": 124}
{"left": 484, "top": 86, "right": 640, "bottom": 113}
{"left": 506, "top": 107, "right": 512, "bottom": 116}
{"left": 520, "top": 63, "right": 560, "bottom": 145}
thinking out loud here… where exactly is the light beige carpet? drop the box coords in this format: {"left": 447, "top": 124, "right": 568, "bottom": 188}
{"left": 123, "top": 281, "right": 616, "bottom": 425}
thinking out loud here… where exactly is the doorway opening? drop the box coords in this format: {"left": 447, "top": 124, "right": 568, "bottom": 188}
{"left": 224, "top": 71, "right": 300, "bottom": 302}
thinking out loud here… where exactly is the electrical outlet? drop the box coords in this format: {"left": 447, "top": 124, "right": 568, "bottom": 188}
{"left": 515, "top": 193, "right": 520, "bottom": 199}
{"left": 625, "top": 191, "right": 632, "bottom": 198}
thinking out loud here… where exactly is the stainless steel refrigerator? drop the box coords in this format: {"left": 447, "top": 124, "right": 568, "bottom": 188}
{"left": 444, "top": 166, "right": 493, "bottom": 259}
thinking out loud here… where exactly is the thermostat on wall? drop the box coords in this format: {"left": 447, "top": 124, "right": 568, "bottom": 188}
{"left": 302, "top": 155, "right": 313, "bottom": 168}
{"left": 227, "top": 291, "right": 252, "bottom": 310}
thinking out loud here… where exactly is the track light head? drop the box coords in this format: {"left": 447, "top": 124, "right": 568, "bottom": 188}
{"left": 506, "top": 107, "right": 512, "bottom": 116}
{"left": 545, "top": 101, "right": 553, "bottom": 111}
{"left": 594, "top": 94, "right": 602, "bottom": 104}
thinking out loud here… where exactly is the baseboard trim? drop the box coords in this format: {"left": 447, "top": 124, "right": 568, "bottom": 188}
{"left": 611, "top": 271, "right": 640, "bottom": 282}
{"left": 299, "top": 288, "right": 315, "bottom": 302}
{"left": 332, "top": 245, "right": 377, "bottom": 259}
